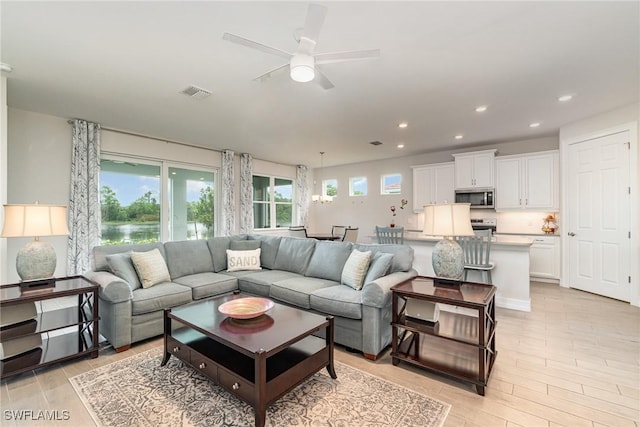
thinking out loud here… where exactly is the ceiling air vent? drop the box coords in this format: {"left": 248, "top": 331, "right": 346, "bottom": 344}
{"left": 180, "top": 85, "right": 212, "bottom": 100}
{"left": 369, "top": 141, "right": 383, "bottom": 146}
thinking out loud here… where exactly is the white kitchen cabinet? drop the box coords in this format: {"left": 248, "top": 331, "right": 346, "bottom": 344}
{"left": 411, "top": 162, "right": 455, "bottom": 213}
{"left": 452, "top": 149, "right": 496, "bottom": 190}
{"left": 529, "top": 235, "right": 560, "bottom": 280}
{"left": 495, "top": 151, "right": 559, "bottom": 211}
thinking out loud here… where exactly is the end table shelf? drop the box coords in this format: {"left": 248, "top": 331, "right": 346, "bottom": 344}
{"left": 0, "top": 276, "right": 100, "bottom": 379}
{"left": 391, "top": 276, "right": 497, "bottom": 395}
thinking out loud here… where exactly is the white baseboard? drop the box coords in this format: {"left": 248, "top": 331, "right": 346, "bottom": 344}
{"left": 496, "top": 296, "right": 531, "bottom": 312}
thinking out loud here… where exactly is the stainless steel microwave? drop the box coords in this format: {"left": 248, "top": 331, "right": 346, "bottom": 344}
{"left": 454, "top": 189, "right": 495, "bottom": 209}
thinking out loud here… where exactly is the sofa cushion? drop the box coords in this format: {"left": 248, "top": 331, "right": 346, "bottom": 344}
{"left": 248, "top": 235, "right": 281, "bottom": 269}
{"left": 273, "top": 237, "right": 316, "bottom": 275}
{"left": 106, "top": 251, "right": 142, "bottom": 290}
{"left": 354, "top": 243, "right": 414, "bottom": 273}
{"left": 130, "top": 248, "right": 171, "bottom": 288}
{"left": 172, "top": 272, "right": 238, "bottom": 300}
{"left": 226, "top": 248, "right": 262, "bottom": 272}
{"left": 237, "top": 270, "right": 302, "bottom": 297}
{"left": 92, "top": 242, "right": 165, "bottom": 272}
{"left": 305, "top": 241, "right": 352, "bottom": 282}
{"left": 364, "top": 252, "right": 394, "bottom": 284}
{"left": 207, "top": 237, "right": 232, "bottom": 272}
{"left": 269, "top": 277, "right": 339, "bottom": 309}
{"left": 341, "top": 249, "right": 372, "bottom": 290}
{"left": 131, "top": 282, "right": 192, "bottom": 315}
{"left": 230, "top": 240, "right": 261, "bottom": 251}
{"left": 165, "top": 240, "right": 215, "bottom": 279}
{"left": 310, "top": 285, "right": 363, "bottom": 320}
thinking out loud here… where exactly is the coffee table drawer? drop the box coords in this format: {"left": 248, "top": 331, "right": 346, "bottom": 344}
{"left": 191, "top": 353, "right": 218, "bottom": 380}
{"left": 219, "top": 369, "right": 254, "bottom": 403}
{"left": 167, "top": 336, "right": 191, "bottom": 363}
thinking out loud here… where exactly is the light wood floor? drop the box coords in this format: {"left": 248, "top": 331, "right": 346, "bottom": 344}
{"left": 1, "top": 282, "right": 639, "bottom": 427}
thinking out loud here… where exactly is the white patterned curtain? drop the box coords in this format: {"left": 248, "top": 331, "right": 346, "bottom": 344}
{"left": 67, "top": 119, "right": 101, "bottom": 275}
{"left": 220, "top": 150, "right": 235, "bottom": 236}
{"left": 239, "top": 153, "right": 253, "bottom": 234}
{"left": 295, "top": 165, "right": 309, "bottom": 226}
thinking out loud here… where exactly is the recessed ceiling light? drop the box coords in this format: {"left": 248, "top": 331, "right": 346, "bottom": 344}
{"left": 398, "top": 122, "right": 408, "bottom": 129}
{"left": 558, "top": 94, "right": 573, "bottom": 102}
{"left": 475, "top": 105, "right": 488, "bottom": 113}
{"left": 529, "top": 122, "right": 541, "bottom": 128}
{"left": 397, "top": 143, "right": 405, "bottom": 148}
{"left": 455, "top": 134, "right": 464, "bottom": 140}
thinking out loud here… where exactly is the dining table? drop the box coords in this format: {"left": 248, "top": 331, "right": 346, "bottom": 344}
{"left": 307, "top": 233, "right": 341, "bottom": 241}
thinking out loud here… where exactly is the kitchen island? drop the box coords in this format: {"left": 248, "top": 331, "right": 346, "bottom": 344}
{"left": 401, "top": 232, "right": 533, "bottom": 312}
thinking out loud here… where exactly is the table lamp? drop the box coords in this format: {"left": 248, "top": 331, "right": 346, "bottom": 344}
{"left": 423, "top": 203, "right": 474, "bottom": 286}
{"left": 1, "top": 203, "right": 69, "bottom": 286}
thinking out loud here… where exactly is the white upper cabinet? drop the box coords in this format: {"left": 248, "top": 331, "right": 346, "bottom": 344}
{"left": 495, "top": 151, "right": 559, "bottom": 211}
{"left": 412, "top": 162, "right": 455, "bottom": 213}
{"left": 452, "top": 149, "right": 496, "bottom": 189}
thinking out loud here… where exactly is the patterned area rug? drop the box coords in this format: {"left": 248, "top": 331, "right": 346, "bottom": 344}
{"left": 70, "top": 347, "right": 451, "bottom": 427}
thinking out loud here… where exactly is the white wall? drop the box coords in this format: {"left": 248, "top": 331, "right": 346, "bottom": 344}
{"left": 308, "top": 135, "right": 559, "bottom": 239}
{"left": 559, "top": 102, "right": 640, "bottom": 306}
{"left": 0, "top": 76, "right": 7, "bottom": 283}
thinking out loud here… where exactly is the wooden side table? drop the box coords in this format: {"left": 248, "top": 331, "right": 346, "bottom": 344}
{"left": 0, "top": 276, "right": 100, "bottom": 379}
{"left": 391, "top": 276, "right": 497, "bottom": 395}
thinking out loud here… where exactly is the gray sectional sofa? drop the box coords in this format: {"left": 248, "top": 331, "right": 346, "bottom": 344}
{"left": 84, "top": 234, "right": 417, "bottom": 360}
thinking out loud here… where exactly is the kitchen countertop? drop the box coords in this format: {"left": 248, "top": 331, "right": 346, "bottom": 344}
{"left": 404, "top": 232, "right": 533, "bottom": 246}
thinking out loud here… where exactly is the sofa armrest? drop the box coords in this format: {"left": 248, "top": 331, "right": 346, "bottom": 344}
{"left": 361, "top": 269, "right": 418, "bottom": 308}
{"left": 84, "top": 271, "right": 133, "bottom": 304}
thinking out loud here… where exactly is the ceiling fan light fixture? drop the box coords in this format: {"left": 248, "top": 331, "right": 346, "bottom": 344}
{"left": 290, "top": 54, "right": 315, "bottom": 83}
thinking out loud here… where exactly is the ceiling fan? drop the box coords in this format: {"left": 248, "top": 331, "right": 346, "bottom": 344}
{"left": 222, "top": 3, "right": 380, "bottom": 90}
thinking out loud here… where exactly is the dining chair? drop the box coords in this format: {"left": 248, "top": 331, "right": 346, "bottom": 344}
{"left": 455, "top": 229, "right": 495, "bottom": 284}
{"left": 342, "top": 227, "right": 359, "bottom": 243}
{"left": 331, "top": 225, "right": 347, "bottom": 239}
{"left": 375, "top": 226, "right": 404, "bottom": 244}
{"left": 288, "top": 226, "right": 308, "bottom": 238}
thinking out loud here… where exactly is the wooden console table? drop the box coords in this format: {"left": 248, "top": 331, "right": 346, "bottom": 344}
{"left": 0, "top": 276, "right": 100, "bottom": 379}
{"left": 391, "top": 276, "right": 497, "bottom": 395}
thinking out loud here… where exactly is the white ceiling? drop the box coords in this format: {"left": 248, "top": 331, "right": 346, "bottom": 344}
{"left": 1, "top": 1, "right": 638, "bottom": 167}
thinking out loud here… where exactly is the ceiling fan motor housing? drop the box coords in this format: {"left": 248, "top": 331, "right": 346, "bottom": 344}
{"left": 290, "top": 54, "right": 315, "bottom": 82}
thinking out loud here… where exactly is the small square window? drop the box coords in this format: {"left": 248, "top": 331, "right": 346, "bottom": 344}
{"left": 349, "top": 177, "right": 367, "bottom": 196}
{"left": 323, "top": 179, "right": 337, "bottom": 198}
{"left": 381, "top": 173, "right": 402, "bottom": 195}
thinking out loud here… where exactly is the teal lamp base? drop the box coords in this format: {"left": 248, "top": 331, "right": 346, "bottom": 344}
{"left": 16, "top": 239, "right": 57, "bottom": 281}
{"left": 432, "top": 238, "right": 464, "bottom": 282}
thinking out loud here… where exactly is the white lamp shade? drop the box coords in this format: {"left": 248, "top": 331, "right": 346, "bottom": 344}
{"left": 1, "top": 204, "right": 69, "bottom": 238}
{"left": 290, "top": 54, "right": 315, "bottom": 83}
{"left": 423, "top": 203, "right": 474, "bottom": 237}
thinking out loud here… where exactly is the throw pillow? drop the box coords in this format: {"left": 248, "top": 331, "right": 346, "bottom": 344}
{"left": 106, "top": 251, "right": 142, "bottom": 290}
{"left": 226, "top": 248, "right": 262, "bottom": 272}
{"left": 364, "top": 252, "right": 394, "bottom": 285}
{"left": 341, "top": 249, "right": 372, "bottom": 290}
{"left": 130, "top": 248, "right": 171, "bottom": 289}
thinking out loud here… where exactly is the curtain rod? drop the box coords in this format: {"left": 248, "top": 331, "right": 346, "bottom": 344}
{"left": 65, "top": 120, "right": 290, "bottom": 165}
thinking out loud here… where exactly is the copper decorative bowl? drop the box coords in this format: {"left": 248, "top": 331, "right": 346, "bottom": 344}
{"left": 218, "top": 297, "right": 274, "bottom": 319}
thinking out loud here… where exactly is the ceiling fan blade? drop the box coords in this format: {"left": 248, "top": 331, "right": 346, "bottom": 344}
{"left": 314, "top": 67, "right": 335, "bottom": 90}
{"left": 253, "top": 63, "right": 289, "bottom": 82}
{"left": 222, "top": 33, "right": 291, "bottom": 60}
{"left": 315, "top": 49, "right": 381, "bottom": 64}
{"left": 301, "top": 3, "right": 327, "bottom": 42}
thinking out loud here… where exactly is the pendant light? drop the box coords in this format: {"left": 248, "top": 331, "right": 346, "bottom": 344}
{"left": 312, "top": 152, "right": 333, "bottom": 204}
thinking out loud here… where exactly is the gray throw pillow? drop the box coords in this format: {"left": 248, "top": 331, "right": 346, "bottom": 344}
{"left": 364, "top": 252, "right": 394, "bottom": 284}
{"left": 106, "top": 252, "right": 142, "bottom": 290}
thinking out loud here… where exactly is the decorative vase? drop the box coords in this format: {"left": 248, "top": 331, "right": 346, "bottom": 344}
{"left": 390, "top": 223, "right": 395, "bottom": 228}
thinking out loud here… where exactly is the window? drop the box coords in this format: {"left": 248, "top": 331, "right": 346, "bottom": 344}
{"left": 253, "top": 175, "right": 294, "bottom": 229}
{"left": 100, "top": 157, "right": 216, "bottom": 245}
{"left": 381, "top": 173, "right": 402, "bottom": 195}
{"left": 349, "top": 176, "right": 367, "bottom": 196}
{"left": 323, "top": 178, "right": 337, "bottom": 198}
{"left": 168, "top": 167, "right": 214, "bottom": 241}
{"left": 100, "top": 159, "right": 161, "bottom": 245}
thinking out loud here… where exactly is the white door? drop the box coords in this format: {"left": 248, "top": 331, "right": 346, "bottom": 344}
{"left": 567, "top": 131, "right": 631, "bottom": 301}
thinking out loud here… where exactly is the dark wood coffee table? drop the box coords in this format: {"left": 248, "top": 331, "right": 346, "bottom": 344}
{"left": 161, "top": 291, "right": 336, "bottom": 427}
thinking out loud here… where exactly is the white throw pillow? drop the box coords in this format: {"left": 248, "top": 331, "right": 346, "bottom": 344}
{"left": 130, "top": 248, "right": 171, "bottom": 289}
{"left": 226, "top": 248, "right": 262, "bottom": 272}
{"left": 341, "top": 249, "right": 372, "bottom": 290}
